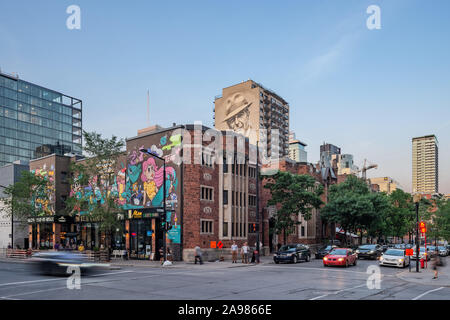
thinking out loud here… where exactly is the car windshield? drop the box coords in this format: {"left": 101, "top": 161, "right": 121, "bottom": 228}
{"left": 384, "top": 249, "right": 404, "bottom": 256}
{"left": 321, "top": 246, "right": 333, "bottom": 250}
{"left": 394, "top": 244, "right": 405, "bottom": 248}
{"left": 438, "top": 247, "right": 446, "bottom": 250}
{"left": 279, "top": 245, "right": 296, "bottom": 251}
{"left": 359, "top": 245, "right": 376, "bottom": 249}
{"left": 330, "top": 249, "right": 348, "bottom": 255}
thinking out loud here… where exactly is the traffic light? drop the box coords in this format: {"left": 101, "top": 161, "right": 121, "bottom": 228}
{"left": 420, "top": 221, "right": 426, "bottom": 234}
{"left": 252, "top": 223, "right": 256, "bottom": 232}
{"left": 160, "top": 211, "right": 166, "bottom": 229}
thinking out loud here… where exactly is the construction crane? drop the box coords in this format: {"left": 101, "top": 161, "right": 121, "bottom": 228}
{"left": 357, "top": 159, "right": 378, "bottom": 181}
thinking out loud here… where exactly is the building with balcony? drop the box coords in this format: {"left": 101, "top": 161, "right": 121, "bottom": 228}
{"left": 412, "top": 135, "right": 438, "bottom": 194}
{"left": 213, "top": 80, "right": 290, "bottom": 158}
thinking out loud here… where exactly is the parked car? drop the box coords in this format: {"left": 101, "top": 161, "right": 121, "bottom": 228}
{"left": 356, "top": 244, "right": 383, "bottom": 260}
{"left": 273, "top": 244, "right": 311, "bottom": 264}
{"left": 30, "top": 252, "right": 107, "bottom": 276}
{"left": 393, "top": 244, "right": 406, "bottom": 250}
{"left": 323, "top": 248, "right": 357, "bottom": 267}
{"left": 411, "top": 247, "right": 431, "bottom": 261}
{"left": 379, "top": 249, "right": 410, "bottom": 268}
{"left": 315, "top": 245, "right": 338, "bottom": 259}
{"left": 437, "top": 246, "right": 448, "bottom": 257}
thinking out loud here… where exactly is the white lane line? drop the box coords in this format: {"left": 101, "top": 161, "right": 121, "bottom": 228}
{"left": 309, "top": 284, "right": 368, "bottom": 300}
{"left": 0, "top": 270, "right": 133, "bottom": 287}
{"left": 412, "top": 287, "right": 444, "bottom": 300}
{"left": 0, "top": 286, "right": 68, "bottom": 300}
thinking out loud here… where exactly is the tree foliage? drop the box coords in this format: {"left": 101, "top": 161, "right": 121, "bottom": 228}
{"left": 264, "top": 171, "right": 323, "bottom": 244}
{"left": 1, "top": 170, "right": 51, "bottom": 223}
{"left": 65, "top": 131, "right": 125, "bottom": 247}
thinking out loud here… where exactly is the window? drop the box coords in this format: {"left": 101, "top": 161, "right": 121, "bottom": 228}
{"left": 249, "top": 195, "right": 257, "bottom": 207}
{"left": 249, "top": 167, "right": 257, "bottom": 178}
{"left": 223, "top": 190, "right": 228, "bottom": 205}
{"left": 301, "top": 226, "right": 305, "bottom": 237}
{"left": 201, "top": 220, "right": 213, "bottom": 234}
{"left": 223, "top": 222, "right": 228, "bottom": 237}
{"left": 202, "top": 151, "right": 213, "bottom": 167}
{"left": 223, "top": 157, "right": 228, "bottom": 173}
{"left": 201, "top": 186, "right": 213, "bottom": 201}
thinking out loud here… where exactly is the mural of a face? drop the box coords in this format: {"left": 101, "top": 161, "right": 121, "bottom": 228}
{"left": 223, "top": 92, "right": 252, "bottom": 136}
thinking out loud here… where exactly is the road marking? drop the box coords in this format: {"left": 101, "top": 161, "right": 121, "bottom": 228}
{"left": 0, "top": 286, "right": 68, "bottom": 300}
{"left": 412, "top": 287, "right": 444, "bottom": 300}
{"left": 260, "top": 265, "right": 397, "bottom": 277}
{"left": 0, "top": 270, "right": 133, "bottom": 287}
{"left": 309, "top": 283, "right": 368, "bottom": 300}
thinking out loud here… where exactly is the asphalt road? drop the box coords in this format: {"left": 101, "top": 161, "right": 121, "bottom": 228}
{"left": 0, "top": 258, "right": 449, "bottom": 300}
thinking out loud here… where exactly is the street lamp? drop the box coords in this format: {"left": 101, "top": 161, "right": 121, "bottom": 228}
{"left": 0, "top": 184, "right": 13, "bottom": 249}
{"left": 413, "top": 193, "right": 422, "bottom": 272}
{"left": 140, "top": 148, "right": 167, "bottom": 263}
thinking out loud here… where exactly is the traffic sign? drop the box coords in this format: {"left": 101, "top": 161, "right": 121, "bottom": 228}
{"left": 405, "top": 249, "right": 413, "bottom": 256}
{"left": 217, "top": 241, "right": 223, "bottom": 249}
{"left": 210, "top": 241, "right": 217, "bottom": 249}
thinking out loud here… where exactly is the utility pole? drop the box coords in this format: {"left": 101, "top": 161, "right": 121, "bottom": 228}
{"left": 413, "top": 193, "right": 421, "bottom": 272}
{"left": 256, "top": 142, "right": 260, "bottom": 263}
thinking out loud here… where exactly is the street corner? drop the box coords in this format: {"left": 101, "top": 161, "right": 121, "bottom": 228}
{"left": 396, "top": 268, "right": 450, "bottom": 287}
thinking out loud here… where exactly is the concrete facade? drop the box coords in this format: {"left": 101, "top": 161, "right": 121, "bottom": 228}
{"left": 412, "top": 135, "right": 439, "bottom": 194}
{"left": 0, "top": 161, "right": 30, "bottom": 249}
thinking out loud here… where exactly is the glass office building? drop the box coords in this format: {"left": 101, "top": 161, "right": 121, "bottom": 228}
{"left": 0, "top": 72, "right": 82, "bottom": 167}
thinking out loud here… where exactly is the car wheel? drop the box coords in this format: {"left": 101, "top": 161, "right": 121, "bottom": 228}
{"left": 292, "top": 255, "right": 298, "bottom": 264}
{"left": 274, "top": 260, "right": 279, "bottom": 264}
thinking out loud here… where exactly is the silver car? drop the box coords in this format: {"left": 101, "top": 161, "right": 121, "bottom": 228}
{"left": 379, "top": 249, "right": 410, "bottom": 268}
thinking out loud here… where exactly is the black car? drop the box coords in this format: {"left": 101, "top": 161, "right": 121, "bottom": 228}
{"left": 274, "top": 244, "right": 311, "bottom": 264}
{"left": 356, "top": 244, "right": 383, "bottom": 260}
{"left": 315, "top": 245, "right": 338, "bottom": 259}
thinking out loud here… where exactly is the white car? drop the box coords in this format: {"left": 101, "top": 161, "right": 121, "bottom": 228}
{"left": 379, "top": 249, "right": 410, "bottom": 268}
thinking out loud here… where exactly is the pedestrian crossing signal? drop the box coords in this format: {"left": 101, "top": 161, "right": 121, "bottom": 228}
{"left": 419, "top": 221, "right": 426, "bottom": 233}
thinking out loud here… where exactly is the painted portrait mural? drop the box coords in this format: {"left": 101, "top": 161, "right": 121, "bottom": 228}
{"left": 124, "top": 129, "right": 182, "bottom": 244}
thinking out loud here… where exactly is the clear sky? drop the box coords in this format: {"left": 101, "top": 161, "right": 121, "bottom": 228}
{"left": 1, "top": 0, "right": 449, "bottom": 193}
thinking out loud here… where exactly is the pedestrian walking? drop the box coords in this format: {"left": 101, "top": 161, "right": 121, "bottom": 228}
{"left": 242, "top": 242, "right": 250, "bottom": 264}
{"left": 432, "top": 248, "right": 441, "bottom": 279}
{"left": 78, "top": 242, "right": 85, "bottom": 252}
{"left": 231, "top": 241, "right": 238, "bottom": 263}
{"left": 194, "top": 245, "right": 203, "bottom": 265}
{"left": 159, "top": 247, "right": 164, "bottom": 264}
{"left": 54, "top": 242, "right": 60, "bottom": 251}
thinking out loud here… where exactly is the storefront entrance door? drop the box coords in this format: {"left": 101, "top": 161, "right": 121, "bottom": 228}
{"left": 129, "top": 219, "right": 153, "bottom": 260}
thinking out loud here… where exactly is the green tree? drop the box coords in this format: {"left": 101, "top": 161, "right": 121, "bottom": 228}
{"left": 1, "top": 171, "right": 51, "bottom": 249}
{"left": 321, "top": 175, "right": 386, "bottom": 245}
{"left": 264, "top": 171, "right": 323, "bottom": 245}
{"left": 65, "top": 131, "right": 125, "bottom": 249}
{"left": 387, "top": 189, "right": 415, "bottom": 243}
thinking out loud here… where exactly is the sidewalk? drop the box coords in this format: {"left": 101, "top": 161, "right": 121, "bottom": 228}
{"left": 396, "top": 257, "right": 450, "bottom": 287}
{"left": 0, "top": 255, "right": 274, "bottom": 269}
{"left": 109, "top": 256, "right": 274, "bottom": 269}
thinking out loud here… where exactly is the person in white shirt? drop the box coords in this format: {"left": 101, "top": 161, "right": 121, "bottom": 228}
{"left": 231, "top": 241, "right": 238, "bottom": 263}
{"left": 241, "top": 242, "right": 250, "bottom": 264}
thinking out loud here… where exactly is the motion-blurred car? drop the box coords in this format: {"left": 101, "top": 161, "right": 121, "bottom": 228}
{"left": 379, "top": 249, "right": 410, "bottom": 268}
{"left": 323, "top": 248, "right": 357, "bottom": 267}
{"left": 273, "top": 244, "right": 311, "bottom": 264}
{"left": 315, "top": 245, "right": 338, "bottom": 259}
{"left": 356, "top": 244, "right": 383, "bottom": 260}
{"left": 31, "top": 252, "right": 109, "bottom": 276}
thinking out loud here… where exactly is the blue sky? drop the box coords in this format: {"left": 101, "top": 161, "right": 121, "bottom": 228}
{"left": 1, "top": 0, "right": 449, "bottom": 193}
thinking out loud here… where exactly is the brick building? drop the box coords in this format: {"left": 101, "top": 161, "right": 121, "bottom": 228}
{"left": 261, "top": 159, "right": 337, "bottom": 252}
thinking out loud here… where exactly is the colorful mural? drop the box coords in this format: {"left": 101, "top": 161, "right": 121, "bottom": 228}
{"left": 31, "top": 164, "right": 55, "bottom": 216}
{"left": 125, "top": 130, "right": 182, "bottom": 244}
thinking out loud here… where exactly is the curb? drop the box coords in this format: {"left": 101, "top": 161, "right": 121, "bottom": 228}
{"left": 395, "top": 269, "right": 450, "bottom": 287}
